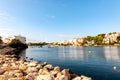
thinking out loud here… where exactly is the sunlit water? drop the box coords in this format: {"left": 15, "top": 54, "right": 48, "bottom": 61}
{"left": 22, "top": 46, "right": 120, "bottom": 80}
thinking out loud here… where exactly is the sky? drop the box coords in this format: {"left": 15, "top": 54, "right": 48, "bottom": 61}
{"left": 0, "top": 0, "right": 120, "bottom": 42}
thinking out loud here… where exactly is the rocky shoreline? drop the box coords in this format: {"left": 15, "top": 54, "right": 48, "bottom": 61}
{"left": 0, "top": 47, "right": 92, "bottom": 80}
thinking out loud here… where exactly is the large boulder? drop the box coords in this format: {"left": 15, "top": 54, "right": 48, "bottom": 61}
{"left": 25, "top": 72, "right": 38, "bottom": 80}
{"left": 55, "top": 75, "right": 68, "bottom": 80}
{"left": 0, "top": 69, "right": 5, "bottom": 75}
{"left": 28, "top": 61, "right": 39, "bottom": 67}
{"left": 36, "top": 64, "right": 42, "bottom": 69}
{"left": 81, "top": 75, "right": 92, "bottom": 80}
{"left": 50, "top": 66, "right": 61, "bottom": 76}
{"left": 72, "top": 76, "right": 81, "bottom": 80}
{"left": 61, "top": 69, "right": 70, "bottom": 80}
{"left": 19, "top": 64, "right": 28, "bottom": 71}
{"left": 4, "top": 70, "right": 23, "bottom": 78}
{"left": 44, "top": 64, "right": 53, "bottom": 70}
{"left": 39, "top": 69, "right": 50, "bottom": 75}
{"left": 35, "top": 75, "right": 54, "bottom": 80}
{"left": 54, "top": 66, "right": 61, "bottom": 72}
{"left": 25, "top": 67, "right": 38, "bottom": 74}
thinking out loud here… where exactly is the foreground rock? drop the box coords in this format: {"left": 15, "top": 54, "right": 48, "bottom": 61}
{"left": 0, "top": 47, "right": 92, "bottom": 80}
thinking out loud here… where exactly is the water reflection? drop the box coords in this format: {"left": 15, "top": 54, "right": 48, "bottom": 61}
{"left": 58, "top": 47, "right": 84, "bottom": 60}
{"left": 58, "top": 47, "right": 120, "bottom": 62}
{"left": 25, "top": 47, "right": 120, "bottom": 80}
{"left": 104, "top": 46, "right": 120, "bottom": 61}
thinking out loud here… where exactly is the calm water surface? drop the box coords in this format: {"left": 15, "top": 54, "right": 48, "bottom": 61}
{"left": 24, "top": 46, "right": 120, "bottom": 80}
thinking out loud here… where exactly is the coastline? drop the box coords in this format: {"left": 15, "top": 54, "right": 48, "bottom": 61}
{"left": 0, "top": 46, "right": 92, "bottom": 80}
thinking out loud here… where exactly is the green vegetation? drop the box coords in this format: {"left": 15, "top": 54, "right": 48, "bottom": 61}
{"left": 117, "top": 36, "right": 120, "bottom": 42}
{"left": 28, "top": 42, "right": 49, "bottom": 47}
{"left": 8, "top": 39, "right": 28, "bottom": 49}
{"left": 79, "top": 34, "right": 105, "bottom": 46}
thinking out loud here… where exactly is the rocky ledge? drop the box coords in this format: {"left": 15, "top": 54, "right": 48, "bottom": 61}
{"left": 0, "top": 47, "right": 92, "bottom": 80}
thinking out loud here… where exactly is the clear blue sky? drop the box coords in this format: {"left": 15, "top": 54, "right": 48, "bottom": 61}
{"left": 0, "top": 0, "right": 120, "bottom": 42}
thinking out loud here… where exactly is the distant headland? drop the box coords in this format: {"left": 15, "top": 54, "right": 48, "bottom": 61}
{"left": 28, "top": 32, "right": 120, "bottom": 47}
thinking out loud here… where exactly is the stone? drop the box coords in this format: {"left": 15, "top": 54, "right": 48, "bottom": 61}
{"left": 14, "top": 72, "right": 23, "bottom": 77}
{"left": 8, "top": 77, "right": 24, "bottom": 80}
{"left": 25, "top": 75, "right": 34, "bottom": 80}
{"left": 81, "top": 75, "right": 92, "bottom": 80}
{"left": 12, "top": 58, "right": 17, "bottom": 61}
{"left": 10, "top": 63, "right": 19, "bottom": 70}
{"left": 25, "top": 72, "right": 38, "bottom": 80}
{"left": 44, "top": 64, "right": 53, "bottom": 70}
{"left": 51, "top": 66, "right": 61, "bottom": 76}
{"left": 54, "top": 66, "right": 61, "bottom": 72}
{"left": 2, "top": 63, "right": 9, "bottom": 67}
{"left": 19, "top": 64, "right": 28, "bottom": 71}
{"left": 18, "top": 60, "right": 24, "bottom": 64}
{"left": 61, "top": 69, "right": 69, "bottom": 75}
{"left": 0, "top": 75, "right": 6, "bottom": 80}
{"left": 12, "top": 70, "right": 21, "bottom": 73}
{"left": 61, "top": 69, "right": 70, "bottom": 80}
{"left": 5, "top": 58, "right": 11, "bottom": 61}
{"left": 36, "top": 64, "right": 42, "bottom": 69}
{"left": 43, "top": 62, "right": 47, "bottom": 65}
{"left": 5, "top": 70, "right": 22, "bottom": 77}
{"left": 57, "top": 72, "right": 62, "bottom": 77}
{"left": 70, "top": 74, "right": 78, "bottom": 79}
{"left": 0, "top": 69, "right": 5, "bottom": 75}
{"left": 25, "top": 67, "right": 38, "bottom": 74}
{"left": 50, "top": 70, "right": 58, "bottom": 76}
{"left": 39, "top": 69, "right": 43, "bottom": 74}
{"left": 28, "top": 61, "right": 38, "bottom": 67}
{"left": 72, "top": 76, "right": 81, "bottom": 80}
{"left": 39, "top": 69, "right": 50, "bottom": 75}
{"left": 55, "top": 75, "right": 68, "bottom": 80}
{"left": 35, "top": 75, "right": 54, "bottom": 80}
{"left": 24, "top": 62, "right": 29, "bottom": 65}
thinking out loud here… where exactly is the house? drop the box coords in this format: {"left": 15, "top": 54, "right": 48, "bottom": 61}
{"left": 3, "top": 36, "right": 14, "bottom": 44}
{"left": 3, "top": 35, "right": 26, "bottom": 44}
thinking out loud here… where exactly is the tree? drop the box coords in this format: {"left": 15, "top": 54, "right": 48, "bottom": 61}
{"left": 93, "top": 34, "right": 105, "bottom": 45}
{"left": 98, "top": 34, "right": 105, "bottom": 38}
{"left": 112, "top": 32, "right": 116, "bottom": 34}
{"left": 109, "top": 33, "right": 112, "bottom": 35}
{"left": 82, "top": 38, "right": 87, "bottom": 45}
{"left": 8, "top": 39, "right": 28, "bottom": 49}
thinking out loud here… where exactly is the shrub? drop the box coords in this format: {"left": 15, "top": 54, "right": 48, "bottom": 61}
{"left": 8, "top": 39, "right": 28, "bottom": 49}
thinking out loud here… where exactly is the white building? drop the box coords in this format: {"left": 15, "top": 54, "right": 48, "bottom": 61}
{"left": 3, "top": 36, "right": 14, "bottom": 44}
{"left": 3, "top": 35, "right": 26, "bottom": 44}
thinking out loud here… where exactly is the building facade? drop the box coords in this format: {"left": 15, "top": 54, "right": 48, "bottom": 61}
{"left": 3, "top": 35, "right": 26, "bottom": 44}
